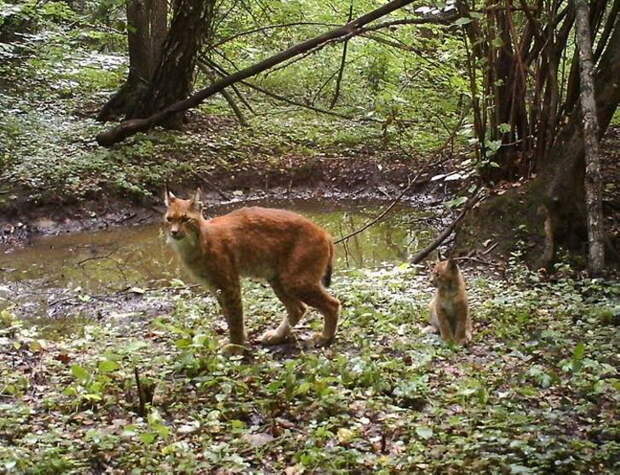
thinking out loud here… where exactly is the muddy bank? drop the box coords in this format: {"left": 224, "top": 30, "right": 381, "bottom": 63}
{"left": 0, "top": 155, "right": 447, "bottom": 248}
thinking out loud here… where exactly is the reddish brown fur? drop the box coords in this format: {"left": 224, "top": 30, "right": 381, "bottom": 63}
{"left": 428, "top": 258, "right": 471, "bottom": 345}
{"left": 164, "top": 189, "right": 340, "bottom": 351}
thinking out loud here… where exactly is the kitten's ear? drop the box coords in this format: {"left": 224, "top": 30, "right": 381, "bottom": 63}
{"left": 435, "top": 248, "right": 442, "bottom": 262}
{"left": 164, "top": 186, "right": 176, "bottom": 207}
{"left": 190, "top": 187, "right": 203, "bottom": 211}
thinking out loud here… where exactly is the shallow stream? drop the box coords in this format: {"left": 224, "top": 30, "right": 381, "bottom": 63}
{"left": 0, "top": 199, "right": 436, "bottom": 324}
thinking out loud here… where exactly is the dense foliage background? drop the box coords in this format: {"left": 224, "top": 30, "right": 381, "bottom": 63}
{"left": 0, "top": 1, "right": 618, "bottom": 472}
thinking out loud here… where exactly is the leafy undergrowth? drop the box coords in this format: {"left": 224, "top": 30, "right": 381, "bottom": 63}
{"left": 1, "top": 264, "right": 618, "bottom": 473}
{"left": 0, "top": 21, "right": 444, "bottom": 211}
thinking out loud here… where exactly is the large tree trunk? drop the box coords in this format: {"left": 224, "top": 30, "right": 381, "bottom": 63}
{"left": 541, "top": 8, "right": 619, "bottom": 252}
{"left": 128, "top": 0, "right": 216, "bottom": 129}
{"left": 456, "top": 7, "right": 620, "bottom": 268}
{"left": 97, "top": 0, "right": 167, "bottom": 122}
{"left": 575, "top": 0, "right": 605, "bottom": 275}
{"left": 96, "top": 0, "right": 418, "bottom": 146}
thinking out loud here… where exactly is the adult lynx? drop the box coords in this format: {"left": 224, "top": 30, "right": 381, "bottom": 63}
{"left": 164, "top": 189, "right": 340, "bottom": 352}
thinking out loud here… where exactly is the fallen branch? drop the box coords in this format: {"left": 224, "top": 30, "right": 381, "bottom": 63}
{"left": 210, "top": 21, "right": 340, "bottom": 49}
{"left": 134, "top": 367, "right": 146, "bottom": 417}
{"left": 96, "top": 0, "right": 421, "bottom": 146}
{"left": 334, "top": 173, "right": 421, "bottom": 245}
{"left": 356, "top": 12, "right": 460, "bottom": 34}
{"left": 204, "top": 59, "right": 377, "bottom": 122}
{"left": 198, "top": 63, "right": 248, "bottom": 126}
{"left": 410, "top": 189, "right": 481, "bottom": 264}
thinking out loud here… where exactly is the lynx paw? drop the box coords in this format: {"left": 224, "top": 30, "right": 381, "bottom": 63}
{"left": 457, "top": 333, "right": 472, "bottom": 346}
{"left": 222, "top": 343, "right": 249, "bottom": 356}
{"left": 311, "top": 333, "right": 334, "bottom": 348}
{"left": 260, "top": 330, "right": 290, "bottom": 346}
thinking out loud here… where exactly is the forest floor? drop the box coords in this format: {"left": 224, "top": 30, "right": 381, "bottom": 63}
{"left": 1, "top": 21, "right": 619, "bottom": 474}
{"left": 1, "top": 261, "right": 618, "bottom": 473}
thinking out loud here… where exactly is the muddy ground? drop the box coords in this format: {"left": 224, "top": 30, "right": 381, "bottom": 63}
{"left": 0, "top": 153, "right": 452, "bottom": 249}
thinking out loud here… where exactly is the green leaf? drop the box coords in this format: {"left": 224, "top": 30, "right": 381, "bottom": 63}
{"left": 498, "top": 123, "right": 511, "bottom": 133}
{"left": 151, "top": 423, "right": 170, "bottom": 438}
{"left": 98, "top": 359, "right": 120, "bottom": 373}
{"left": 71, "top": 364, "right": 90, "bottom": 382}
{"left": 296, "top": 382, "right": 312, "bottom": 395}
{"left": 573, "top": 342, "right": 586, "bottom": 361}
{"left": 139, "top": 432, "right": 157, "bottom": 444}
{"left": 445, "top": 196, "right": 467, "bottom": 209}
{"left": 452, "top": 17, "right": 472, "bottom": 26}
{"left": 571, "top": 342, "right": 586, "bottom": 371}
{"left": 416, "top": 426, "right": 433, "bottom": 440}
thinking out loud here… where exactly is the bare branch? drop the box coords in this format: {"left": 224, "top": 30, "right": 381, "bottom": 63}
{"left": 411, "top": 190, "right": 481, "bottom": 265}
{"left": 357, "top": 13, "right": 459, "bottom": 34}
{"left": 330, "top": 3, "right": 354, "bottom": 109}
{"left": 211, "top": 21, "right": 340, "bottom": 49}
{"left": 203, "top": 58, "right": 380, "bottom": 122}
{"left": 334, "top": 173, "right": 422, "bottom": 245}
{"left": 96, "top": 0, "right": 420, "bottom": 145}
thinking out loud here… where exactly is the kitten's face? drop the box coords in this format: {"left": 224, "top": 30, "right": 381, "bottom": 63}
{"left": 430, "top": 259, "right": 459, "bottom": 289}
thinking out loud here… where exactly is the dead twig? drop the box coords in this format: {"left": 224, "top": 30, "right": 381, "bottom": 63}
{"left": 330, "top": 3, "right": 354, "bottom": 109}
{"left": 334, "top": 173, "right": 421, "bottom": 245}
{"left": 482, "top": 241, "right": 499, "bottom": 255}
{"left": 410, "top": 188, "right": 482, "bottom": 264}
{"left": 134, "top": 366, "right": 146, "bottom": 417}
{"left": 205, "top": 57, "right": 380, "bottom": 123}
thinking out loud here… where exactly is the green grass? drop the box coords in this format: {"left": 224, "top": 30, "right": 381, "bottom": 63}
{"left": 1, "top": 264, "right": 618, "bottom": 473}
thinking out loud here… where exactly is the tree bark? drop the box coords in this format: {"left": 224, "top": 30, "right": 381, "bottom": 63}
{"left": 128, "top": 0, "right": 215, "bottom": 129}
{"left": 574, "top": 0, "right": 605, "bottom": 275}
{"left": 97, "top": 0, "right": 167, "bottom": 122}
{"left": 536, "top": 7, "right": 618, "bottom": 268}
{"left": 457, "top": 6, "right": 620, "bottom": 268}
{"left": 96, "top": 0, "right": 418, "bottom": 146}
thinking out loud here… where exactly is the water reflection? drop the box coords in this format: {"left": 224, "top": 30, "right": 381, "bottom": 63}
{"left": 0, "top": 199, "right": 434, "bottom": 292}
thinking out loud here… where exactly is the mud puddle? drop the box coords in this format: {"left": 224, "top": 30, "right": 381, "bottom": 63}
{"left": 0, "top": 199, "right": 437, "bottom": 333}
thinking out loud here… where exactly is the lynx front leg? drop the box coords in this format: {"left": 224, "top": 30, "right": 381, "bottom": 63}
{"left": 434, "top": 307, "right": 456, "bottom": 343}
{"left": 215, "top": 282, "right": 246, "bottom": 353}
{"left": 453, "top": 304, "right": 471, "bottom": 345}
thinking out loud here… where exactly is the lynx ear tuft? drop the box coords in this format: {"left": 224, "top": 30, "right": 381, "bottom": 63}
{"left": 447, "top": 257, "right": 458, "bottom": 270}
{"left": 190, "top": 187, "right": 203, "bottom": 211}
{"left": 164, "top": 186, "right": 176, "bottom": 206}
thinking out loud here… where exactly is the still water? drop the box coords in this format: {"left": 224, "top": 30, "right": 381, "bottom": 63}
{"left": 0, "top": 199, "right": 434, "bottom": 294}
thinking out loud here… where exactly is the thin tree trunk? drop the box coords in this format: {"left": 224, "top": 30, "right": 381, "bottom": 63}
{"left": 574, "top": 0, "right": 605, "bottom": 275}
{"left": 96, "top": 0, "right": 418, "bottom": 146}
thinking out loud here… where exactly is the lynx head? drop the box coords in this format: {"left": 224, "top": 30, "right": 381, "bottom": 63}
{"left": 430, "top": 258, "right": 461, "bottom": 290}
{"left": 164, "top": 187, "right": 203, "bottom": 242}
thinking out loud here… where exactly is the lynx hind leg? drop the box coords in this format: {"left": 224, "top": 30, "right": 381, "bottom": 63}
{"left": 427, "top": 296, "right": 440, "bottom": 332}
{"left": 292, "top": 285, "right": 340, "bottom": 347}
{"left": 260, "top": 280, "right": 307, "bottom": 345}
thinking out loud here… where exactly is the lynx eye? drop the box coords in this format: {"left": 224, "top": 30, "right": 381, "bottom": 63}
{"left": 166, "top": 216, "right": 173, "bottom": 222}
{"left": 181, "top": 216, "right": 190, "bottom": 223}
